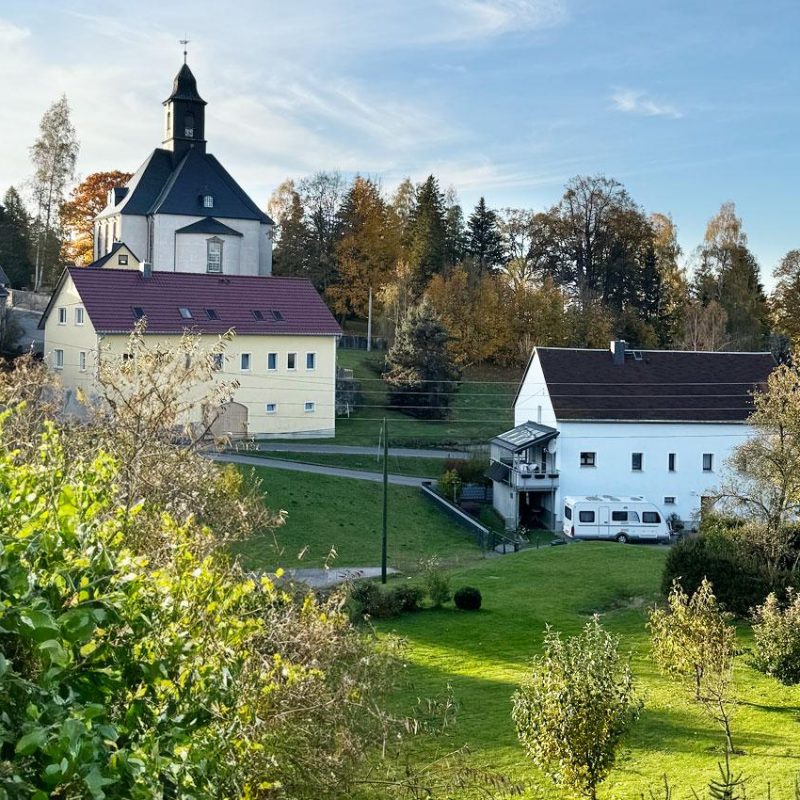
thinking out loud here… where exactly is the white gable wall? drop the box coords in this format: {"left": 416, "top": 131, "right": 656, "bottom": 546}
{"left": 553, "top": 420, "right": 748, "bottom": 528}
{"left": 514, "top": 350, "right": 556, "bottom": 428}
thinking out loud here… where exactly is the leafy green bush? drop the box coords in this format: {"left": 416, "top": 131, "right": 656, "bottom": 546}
{"left": 442, "top": 456, "right": 489, "bottom": 485}
{"left": 0, "top": 422, "right": 397, "bottom": 799}
{"left": 752, "top": 589, "right": 800, "bottom": 684}
{"left": 421, "top": 557, "right": 452, "bottom": 608}
{"left": 348, "top": 581, "right": 404, "bottom": 619}
{"left": 392, "top": 584, "right": 424, "bottom": 613}
{"left": 454, "top": 586, "right": 482, "bottom": 611}
{"left": 661, "top": 531, "right": 786, "bottom": 616}
{"left": 438, "top": 469, "right": 462, "bottom": 501}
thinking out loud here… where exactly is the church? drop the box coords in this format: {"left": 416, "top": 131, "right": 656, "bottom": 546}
{"left": 41, "top": 60, "right": 341, "bottom": 438}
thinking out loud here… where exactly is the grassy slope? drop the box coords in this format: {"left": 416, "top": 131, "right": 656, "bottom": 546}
{"left": 375, "top": 544, "right": 800, "bottom": 798}
{"left": 233, "top": 451, "right": 449, "bottom": 478}
{"left": 232, "top": 466, "right": 483, "bottom": 572}
{"left": 281, "top": 350, "right": 517, "bottom": 447}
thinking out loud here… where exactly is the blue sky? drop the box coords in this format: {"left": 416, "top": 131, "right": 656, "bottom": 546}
{"left": 1, "top": 0, "right": 798, "bottom": 285}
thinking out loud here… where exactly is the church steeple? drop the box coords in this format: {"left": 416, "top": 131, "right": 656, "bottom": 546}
{"left": 162, "top": 62, "right": 207, "bottom": 157}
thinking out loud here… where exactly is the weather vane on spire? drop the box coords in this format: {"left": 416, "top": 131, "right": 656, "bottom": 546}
{"left": 179, "top": 36, "right": 190, "bottom": 64}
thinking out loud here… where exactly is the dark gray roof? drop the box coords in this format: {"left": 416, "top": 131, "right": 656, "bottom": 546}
{"left": 99, "top": 148, "right": 272, "bottom": 224}
{"left": 175, "top": 218, "right": 243, "bottom": 237}
{"left": 490, "top": 421, "right": 559, "bottom": 453}
{"left": 89, "top": 241, "right": 140, "bottom": 269}
{"left": 164, "top": 63, "right": 206, "bottom": 105}
{"left": 527, "top": 347, "right": 775, "bottom": 423}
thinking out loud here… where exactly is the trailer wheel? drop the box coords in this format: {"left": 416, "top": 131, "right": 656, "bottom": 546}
{"left": 615, "top": 533, "right": 629, "bottom": 544}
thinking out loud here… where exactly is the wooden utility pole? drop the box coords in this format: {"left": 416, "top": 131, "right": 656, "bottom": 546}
{"left": 381, "top": 416, "right": 388, "bottom": 584}
{"left": 367, "top": 287, "right": 373, "bottom": 352}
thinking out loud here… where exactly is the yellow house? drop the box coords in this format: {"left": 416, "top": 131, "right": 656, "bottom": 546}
{"left": 40, "top": 266, "right": 341, "bottom": 438}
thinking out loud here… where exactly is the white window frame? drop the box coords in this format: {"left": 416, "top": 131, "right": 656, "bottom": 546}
{"left": 57, "top": 307, "right": 67, "bottom": 325}
{"left": 206, "top": 237, "right": 223, "bottom": 274}
{"left": 287, "top": 352, "right": 297, "bottom": 371}
{"left": 79, "top": 351, "right": 87, "bottom": 372}
{"left": 75, "top": 307, "right": 84, "bottom": 325}
{"left": 267, "top": 352, "right": 277, "bottom": 371}
{"left": 305, "top": 352, "right": 316, "bottom": 370}
{"left": 240, "top": 353, "right": 252, "bottom": 372}
{"left": 304, "top": 401, "right": 316, "bottom": 413}
{"left": 203, "top": 195, "right": 214, "bottom": 208}
{"left": 265, "top": 403, "right": 277, "bottom": 415}
{"left": 118, "top": 254, "right": 128, "bottom": 266}
{"left": 54, "top": 349, "right": 64, "bottom": 369}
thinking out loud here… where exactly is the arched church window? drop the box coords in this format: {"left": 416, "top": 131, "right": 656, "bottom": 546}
{"left": 184, "top": 112, "right": 195, "bottom": 138}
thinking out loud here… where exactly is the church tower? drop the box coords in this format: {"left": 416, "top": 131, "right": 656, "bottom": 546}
{"left": 162, "top": 61, "right": 207, "bottom": 157}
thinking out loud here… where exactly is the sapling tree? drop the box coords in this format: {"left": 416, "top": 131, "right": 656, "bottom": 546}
{"left": 649, "top": 579, "right": 737, "bottom": 755}
{"left": 511, "top": 616, "right": 641, "bottom": 800}
{"left": 752, "top": 589, "right": 800, "bottom": 685}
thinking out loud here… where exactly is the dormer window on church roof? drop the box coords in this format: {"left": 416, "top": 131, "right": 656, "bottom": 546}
{"left": 203, "top": 195, "right": 214, "bottom": 208}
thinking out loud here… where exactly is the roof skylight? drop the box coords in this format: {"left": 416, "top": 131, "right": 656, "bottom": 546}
{"left": 132, "top": 306, "right": 145, "bottom": 320}
{"left": 179, "top": 306, "right": 192, "bottom": 319}
{"left": 205, "top": 308, "right": 219, "bottom": 320}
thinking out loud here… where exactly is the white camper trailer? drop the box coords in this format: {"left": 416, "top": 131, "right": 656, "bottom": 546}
{"left": 562, "top": 495, "right": 671, "bottom": 543}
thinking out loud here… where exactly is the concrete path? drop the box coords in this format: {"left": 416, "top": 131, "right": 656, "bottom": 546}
{"left": 242, "top": 443, "right": 471, "bottom": 459}
{"left": 210, "top": 452, "right": 431, "bottom": 486}
{"left": 279, "top": 566, "right": 400, "bottom": 589}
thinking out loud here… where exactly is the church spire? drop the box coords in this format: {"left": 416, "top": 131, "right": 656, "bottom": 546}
{"left": 162, "top": 60, "right": 207, "bottom": 157}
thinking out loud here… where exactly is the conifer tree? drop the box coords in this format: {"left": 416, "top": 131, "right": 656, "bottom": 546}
{"left": 0, "top": 187, "right": 34, "bottom": 287}
{"left": 407, "top": 176, "right": 446, "bottom": 296}
{"left": 272, "top": 190, "right": 313, "bottom": 279}
{"left": 467, "top": 196, "right": 504, "bottom": 275}
{"left": 383, "top": 298, "right": 460, "bottom": 419}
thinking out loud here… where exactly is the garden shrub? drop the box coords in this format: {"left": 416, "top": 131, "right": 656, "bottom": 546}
{"left": 752, "top": 589, "right": 800, "bottom": 684}
{"left": 454, "top": 586, "right": 482, "bottom": 611}
{"left": 348, "top": 581, "right": 404, "bottom": 619}
{"left": 421, "top": 556, "right": 452, "bottom": 608}
{"left": 661, "top": 529, "right": 794, "bottom": 616}
{"left": 392, "top": 584, "right": 424, "bottom": 613}
{"left": 438, "top": 469, "right": 462, "bottom": 501}
{"left": 442, "top": 456, "right": 490, "bottom": 486}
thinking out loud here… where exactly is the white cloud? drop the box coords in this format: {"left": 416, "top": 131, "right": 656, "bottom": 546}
{"left": 611, "top": 88, "right": 683, "bottom": 119}
{"left": 0, "top": 18, "right": 29, "bottom": 45}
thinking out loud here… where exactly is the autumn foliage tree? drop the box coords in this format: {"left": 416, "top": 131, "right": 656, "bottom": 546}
{"left": 60, "top": 170, "right": 133, "bottom": 265}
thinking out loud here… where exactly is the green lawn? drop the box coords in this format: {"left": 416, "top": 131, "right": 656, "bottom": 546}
{"left": 232, "top": 466, "right": 484, "bottom": 572}
{"left": 374, "top": 544, "right": 800, "bottom": 798}
{"left": 233, "top": 450, "right": 450, "bottom": 478}
{"left": 270, "top": 349, "right": 517, "bottom": 447}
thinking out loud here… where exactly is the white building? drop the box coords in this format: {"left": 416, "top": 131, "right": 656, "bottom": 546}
{"left": 92, "top": 61, "right": 273, "bottom": 276}
{"left": 489, "top": 340, "right": 775, "bottom": 531}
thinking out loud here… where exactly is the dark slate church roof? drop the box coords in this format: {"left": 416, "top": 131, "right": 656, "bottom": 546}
{"left": 41, "top": 268, "right": 341, "bottom": 337}
{"left": 176, "top": 218, "right": 243, "bottom": 237}
{"left": 526, "top": 347, "right": 775, "bottom": 423}
{"left": 103, "top": 147, "right": 272, "bottom": 224}
{"left": 165, "top": 63, "right": 207, "bottom": 105}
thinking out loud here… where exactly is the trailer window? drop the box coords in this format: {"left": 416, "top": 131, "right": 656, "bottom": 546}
{"left": 564, "top": 506, "right": 572, "bottom": 520}
{"left": 642, "top": 511, "right": 661, "bottom": 524}
{"left": 579, "top": 511, "right": 595, "bottom": 523}
{"left": 611, "top": 511, "right": 628, "bottom": 522}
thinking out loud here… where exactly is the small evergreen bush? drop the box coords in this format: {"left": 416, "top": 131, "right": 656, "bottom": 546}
{"left": 392, "top": 585, "right": 424, "bottom": 613}
{"left": 454, "top": 586, "right": 482, "bottom": 611}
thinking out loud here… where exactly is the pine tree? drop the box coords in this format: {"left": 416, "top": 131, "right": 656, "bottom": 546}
{"left": 384, "top": 298, "right": 460, "bottom": 419}
{"left": 30, "top": 95, "right": 79, "bottom": 290}
{"left": 272, "top": 191, "right": 312, "bottom": 279}
{"left": 467, "top": 197, "right": 504, "bottom": 275}
{"left": 0, "top": 187, "right": 34, "bottom": 288}
{"left": 407, "top": 176, "right": 446, "bottom": 296}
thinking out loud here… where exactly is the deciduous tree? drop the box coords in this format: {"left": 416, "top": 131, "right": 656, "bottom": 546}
{"left": 771, "top": 249, "right": 800, "bottom": 348}
{"left": 649, "top": 579, "right": 737, "bottom": 755}
{"left": 60, "top": 170, "right": 133, "bottom": 265}
{"left": 30, "top": 95, "right": 79, "bottom": 289}
{"left": 512, "top": 617, "right": 641, "bottom": 800}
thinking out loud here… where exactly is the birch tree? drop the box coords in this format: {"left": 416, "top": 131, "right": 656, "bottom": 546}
{"left": 30, "top": 95, "right": 79, "bottom": 289}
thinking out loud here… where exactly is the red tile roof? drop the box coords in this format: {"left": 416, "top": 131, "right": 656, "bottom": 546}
{"left": 55, "top": 268, "right": 341, "bottom": 337}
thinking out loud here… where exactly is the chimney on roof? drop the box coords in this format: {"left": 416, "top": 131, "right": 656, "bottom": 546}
{"left": 139, "top": 260, "right": 153, "bottom": 280}
{"left": 610, "top": 339, "right": 626, "bottom": 366}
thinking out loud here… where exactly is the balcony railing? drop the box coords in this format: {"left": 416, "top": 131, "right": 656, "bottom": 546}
{"left": 510, "top": 464, "right": 559, "bottom": 490}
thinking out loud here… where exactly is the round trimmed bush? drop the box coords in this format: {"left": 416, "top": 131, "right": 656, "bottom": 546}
{"left": 454, "top": 586, "right": 482, "bottom": 611}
